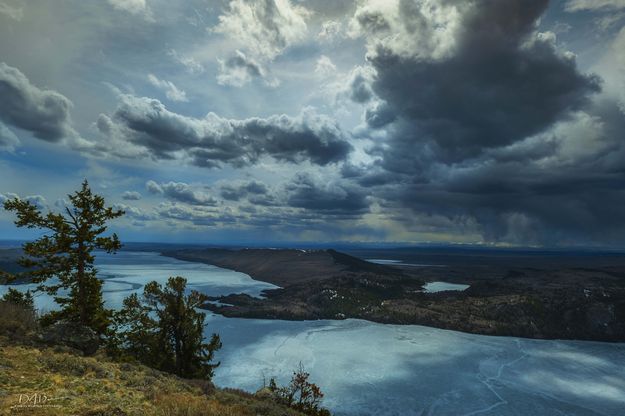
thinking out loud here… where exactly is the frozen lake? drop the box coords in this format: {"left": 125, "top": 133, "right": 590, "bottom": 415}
{"left": 2, "top": 251, "right": 625, "bottom": 415}
{"left": 423, "top": 281, "right": 471, "bottom": 293}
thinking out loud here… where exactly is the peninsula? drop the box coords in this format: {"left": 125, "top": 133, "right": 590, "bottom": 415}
{"left": 164, "top": 247, "right": 625, "bottom": 342}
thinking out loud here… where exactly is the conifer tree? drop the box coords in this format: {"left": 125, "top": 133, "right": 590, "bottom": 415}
{"left": 3, "top": 180, "right": 124, "bottom": 335}
{"left": 114, "top": 276, "right": 222, "bottom": 380}
{"left": 1, "top": 287, "right": 34, "bottom": 309}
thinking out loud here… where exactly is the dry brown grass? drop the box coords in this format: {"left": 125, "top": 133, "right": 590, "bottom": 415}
{"left": 0, "top": 342, "right": 308, "bottom": 416}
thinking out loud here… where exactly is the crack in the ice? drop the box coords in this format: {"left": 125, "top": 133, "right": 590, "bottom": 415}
{"left": 274, "top": 333, "right": 296, "bottom": 357}
{"left": 460, "top": 338, "right": 528, "bottom": 416}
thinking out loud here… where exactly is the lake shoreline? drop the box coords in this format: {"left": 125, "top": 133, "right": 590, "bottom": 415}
{"left": 162, "top": 248, "right": 625, "bottom": 343}
{"left": 3, "top": 249, "right": 625, "bottom": 415}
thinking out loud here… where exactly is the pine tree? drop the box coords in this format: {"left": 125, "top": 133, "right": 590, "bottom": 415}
{"left": 3, "top": 180, "right": 124, "bottom": 335}
{"left": 114, "top": 276, "right": 222, "bottom": 380}
{"left": 1, "top": 287, "right": 34, "bottom": 309}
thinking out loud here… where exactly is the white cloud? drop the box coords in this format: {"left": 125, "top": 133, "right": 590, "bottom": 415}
{"left": 167, "top": 49, "right": 205, "bottom": 74}
{"left": 147, "top": 74, "right": 188, "bottom": 102}
{"left": 0, "top": 1, "right": 23, "bottom": 21}
{"left": 348, "top": 0, "right": 462, "bottom": 61}
{"left": 113, "top": 203, "right": 154, "bottom": 221}
{"left": 317, "top": 20, "right": 343, "bottom": 42}
{"left": 315, "top": 55, "right": 337, "bottom": 77}
{"left": 0, "top": 193, "right": 47, "bottom": 209}
{"left": 565, "top": 0, "right": 625, "bottom": 11}
{"left": 213, "top": 0, "right": 311, "bottom": 61}
{"left": 122, "top": 191, "right": 142, "bottom": 200}
{"left": 592, "top": 26, "right": 625, "bottom": 104}
{"left": 593, "top": 12, "right": 625, "bottom": 30}
{"left": 0, "top": 192, "right": 18, "bottom": 205}
{"left": 107, "top": 0, "right": 151, "bottom": 18}
{"left": 146, "top": 180, "right": 217, "bottom": 206}
{"left": 217, "top": 50, "right": 270, "bottom": 87}
{"left": 0, "top": 121, "right": 19, "bottom": 151}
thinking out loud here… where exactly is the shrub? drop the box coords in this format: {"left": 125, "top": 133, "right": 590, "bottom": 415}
{"left": 2, "top": 287, "right": 34, "bottom": 308}
{"left": 0, "top": 289, "right": 38, "bottom": 339}
{"left": 268, "top": 364, "right": 330, "bottom": 416}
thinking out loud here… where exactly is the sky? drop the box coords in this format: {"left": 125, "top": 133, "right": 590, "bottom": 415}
{"left": 0, "top": 0, "right": 624, "bottom": 246}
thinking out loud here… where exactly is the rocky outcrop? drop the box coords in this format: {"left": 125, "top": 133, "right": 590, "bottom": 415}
{"left": 41, "top": 320, "right": 100, "bottom": 355}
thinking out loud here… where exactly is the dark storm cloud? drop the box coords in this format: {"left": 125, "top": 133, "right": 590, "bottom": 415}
{"left": 0, "top": 121, "right": 19, "bottom": 150}
{"left": 333, "top": 0, "right": 625, "bottom": 245}
{"left": 99, "top": 95, "right": 352, "bottom": 168}
{"left": 146, "top": 180, "right": 217, "bottom": 206}
{"left": 154, "top": 203, "right": 241, "bottom": 227}
{"left": 348, "top": 68, "right": 374, "bottom": 103}
{"left": 220, "top": 180, "right": 268, "bottom": 201}
{"left": 0, "top": 62, "right": 75, "bottom": 142}
{"left": 286, "top": 173, "right": 370, "bottom": 215}
{"left": 359, "top": 0, "right": 600, "bottom": 163}
{"left": 374, "top": 98, "right": 625, "bottom": 244}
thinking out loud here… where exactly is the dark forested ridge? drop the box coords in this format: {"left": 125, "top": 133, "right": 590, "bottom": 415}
{"left": 163, "top": 247, "right": 403, "bottom": 286}
{"left": 168, "top": 247, "right": 625, "bottom": 342}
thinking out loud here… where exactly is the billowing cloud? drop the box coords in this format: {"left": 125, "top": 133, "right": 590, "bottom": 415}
{"left": 333, "top": 0, "right": 625, "bottom": 244}
{"left": 167, "top": 49, "right": 205, "bottom": 75}
{"left": 113, "top": 203, "right": 154, "bottom": 222}
{"left": 346, "top": 66, "right": 375, "bottom": 103}
{"left": 154, "top": 202, "right": 233, "bottom": 227}
{"left": 121, "top": 191, "right": 142, "bottom": 200}
{"left": 220, "top": 180, "right": 268, "bottom": 201}
{"left": 147, "top": 74, "right": 188, "bottom": 102}
{"left": 98, "top": 95, "right": 352, "bottom": 168}
{"left": 315, "top": 55, "right": 337, "bottom": 77}
{"left": 565, "top": 0, "right": 625, "bottom": 11}
{"left": 107, "top": 0, "right": 151, "bottom": 18}
{"left": 217, "top": 50, "right": 270, "bottom": 87}
{"left": 286, "top": 173, "right": 369, "bottom": 216}
{"left": 0, "top": 192, "right": 18, "bottom": 205}
{"left": 0, "top": 62, "right": 76, "bottom": 143}
{"left": 0, "top": 121, "right": 19, "bottom": 151}
{"left": 352, "top": 0, "right": 600, "bottom": 162}
{"left": 2, "top": 0, "right": 625, "bottom": 246}
{"left": 214, "top": 0, "right": 310, "bottom": 60}
{"left": 146, "top": 180, "right": 217, "bottom": 206}
{"left": 0, "top": 192, "right": 47, "bottom": 209}
{"left": 0, "top": 1, "right": 23, "bottom": 21}
{"left": 317, "top": 20, "right": 343, "bottom": 42}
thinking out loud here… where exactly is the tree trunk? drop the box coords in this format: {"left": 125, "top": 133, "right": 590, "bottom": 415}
{"left": 77, "top": 240, "right": 87, "bottom": 326}
{"left": 174, "top": 323, "right": 182, "bottom": 375}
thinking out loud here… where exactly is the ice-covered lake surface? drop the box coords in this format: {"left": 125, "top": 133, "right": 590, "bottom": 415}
{"left": 423, "top": 281, "right": 471, "bottom": 293}
{"left": 367, "top": 258, "right": 443, "bottom": 267}
{"left": 2, "top": 251, "right": 625, "bottom": 416}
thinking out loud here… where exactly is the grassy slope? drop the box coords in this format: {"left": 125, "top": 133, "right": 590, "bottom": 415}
{"left": 0, "top": 341, "right": 305, "bottom": 416}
